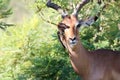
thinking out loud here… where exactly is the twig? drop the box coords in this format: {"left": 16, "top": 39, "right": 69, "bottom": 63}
{"left": 39, "top": 11, "right": 57, "bottom": 26}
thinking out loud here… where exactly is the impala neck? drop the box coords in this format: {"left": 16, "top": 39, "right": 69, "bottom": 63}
{"left": 67, "top": 38, "right": 89, "bottom": 57}
{"left": 65, "top": 38, "right": 90, "bottom": 76}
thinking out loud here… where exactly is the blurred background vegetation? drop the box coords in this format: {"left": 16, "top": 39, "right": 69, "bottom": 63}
{"left": 0, "top": 0, "right": 120, "bottom": 80}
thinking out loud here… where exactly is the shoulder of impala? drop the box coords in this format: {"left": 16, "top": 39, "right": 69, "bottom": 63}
{"left": 46, "top": 0, "right": 120, "bottom": 80}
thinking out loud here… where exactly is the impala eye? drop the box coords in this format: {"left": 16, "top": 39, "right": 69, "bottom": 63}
{"left": 76, "top": 23, "right": 81, "bottom": 28}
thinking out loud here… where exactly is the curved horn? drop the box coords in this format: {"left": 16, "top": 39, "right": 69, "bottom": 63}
{"left": 46, "top": 0, "right": 68, "bottom": 18}
{"left": 72, "top": 0, "right": 90, "bottom": 17}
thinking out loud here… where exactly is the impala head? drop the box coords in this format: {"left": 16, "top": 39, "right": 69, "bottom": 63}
{"left": 57, "top": 15, "right": 81, "bottom": 48}
{"left": 46, "top": 0, "right": 98, "bottom": 48}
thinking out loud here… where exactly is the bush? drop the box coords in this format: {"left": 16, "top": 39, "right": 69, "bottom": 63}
{"left": 0, "top": 15, "right": 78, "bottom": 80}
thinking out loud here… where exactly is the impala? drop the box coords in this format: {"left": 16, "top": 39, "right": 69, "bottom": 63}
{"left": 46, "top": 0, "right": 120, "bottom": 80}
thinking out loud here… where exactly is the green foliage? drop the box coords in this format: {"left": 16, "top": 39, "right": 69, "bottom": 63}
{"left": 16, "top": 18, "right": 77, "bottom": 79}
{"left": 91, "top": 0, "right": 120, "bottom": 50}
{"left": 0, "top": 0, "right": 12, "bottom": 18}
{"left": 0, "top": 0, "right": 13, "bottom": 30}
{"left": 0, "top": 15, "right": 77, "bottom": 79}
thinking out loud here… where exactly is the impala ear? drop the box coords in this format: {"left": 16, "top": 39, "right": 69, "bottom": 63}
{"left": 58, "top": 23, "right": 66, "bottom": 30}
{"left": 80, "top": 16, "right": 98, "bottom": 27}
{"left": 57, "top": 23, "right": 66, "bottom": 35}
{"left": 58, "top": 23, "right": 70, "bottom": 31}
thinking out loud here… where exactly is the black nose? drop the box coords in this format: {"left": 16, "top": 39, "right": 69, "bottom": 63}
{"left": 69, "top": 37, "right": 76, "bottom": 41}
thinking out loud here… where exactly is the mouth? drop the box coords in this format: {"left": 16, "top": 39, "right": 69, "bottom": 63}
{"left": 69, "top": 40, "right": 77, "bottom": 46}
{"left": 70, "top": 42, "right": 76, "bottom": 45}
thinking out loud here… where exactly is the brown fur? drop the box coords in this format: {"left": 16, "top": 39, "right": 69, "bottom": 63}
{"left": 58, "top": 15, "right": 120, "bottom": 80}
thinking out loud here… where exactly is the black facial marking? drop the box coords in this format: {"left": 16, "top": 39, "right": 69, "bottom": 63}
{"left": 57, "top": 31, "right": 66, "bottom": 49}
{"left": 76, "top": 23, "right": 81, "bottom": 28}
{"left": 58, "top": 23, "right": 70, "bottom": 30}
